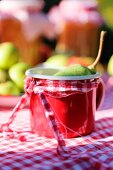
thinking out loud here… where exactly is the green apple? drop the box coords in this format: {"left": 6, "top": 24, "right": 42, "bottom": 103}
{"left": 0, "top": 69, "right": 9, "bottom": 83}
{"left": 107, "top": 55, "right": 113, "bottom": 76}
{"left": 0, "top": 42, "right": 20, "bottom": 69}
{"left": 9, "top": 62, "right": 30, "bottom": 91}
{"left": 45, "top": 54, "right": 68, "bottom": 67}
{"left": 0, "top": 81, "right": 20, "bottom": 96}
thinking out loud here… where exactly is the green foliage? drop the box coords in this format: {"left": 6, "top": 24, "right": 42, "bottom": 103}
{"left": 98, "top": 0, "right": 113, "bottom": 29}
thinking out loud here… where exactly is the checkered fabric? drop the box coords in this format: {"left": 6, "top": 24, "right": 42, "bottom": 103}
{"left": 0, "top": 73, "right": 113, "bottom": 170}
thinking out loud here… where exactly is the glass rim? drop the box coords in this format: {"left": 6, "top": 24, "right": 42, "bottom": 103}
{"left": 26, "top": 67, "right": 101, "bottom": 80}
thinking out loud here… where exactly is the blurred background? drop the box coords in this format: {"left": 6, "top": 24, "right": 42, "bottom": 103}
{"left": 43, "top": 0, "right": 113, "bottom": 66}
{"left": 0, "top": 0, "right": 113, "bottom": 66}
{"left": 0, "top": 0, "right": 113, "bottom": 96}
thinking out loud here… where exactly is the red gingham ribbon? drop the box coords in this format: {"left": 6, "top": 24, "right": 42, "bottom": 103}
{"left": 0, "top": 77, "right": 35, "bottom": 132}
{"left": 34, "top": 78, "right": 99, "bottom": 97}
{"left": 27, "top": 77, "right": 69, "bottom": 156}
{"left": 37, "top": 91, "right": 69, "bottom": 157}
{"left": 0, "top": 94, "right": 27, "bottom": 132}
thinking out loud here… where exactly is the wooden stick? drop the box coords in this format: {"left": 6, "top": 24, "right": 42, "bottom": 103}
{"left": 88, "top": 31, "right": 106, "bottom": 68}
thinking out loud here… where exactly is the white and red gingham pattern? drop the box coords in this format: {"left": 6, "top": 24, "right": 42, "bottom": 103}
{"left": 34, "top": 78, "right": 99, "bottom": 97}
{"left": 37, "top": 91, "right": 69, "bottom": 157}
{"left": 0, "top": 94, "right": 28, "bottom": 132}
{"left": 0, "top": 107, "right": 113, "bottom": 169}
{"left": 0, "top": 74, "right": 113, "bottom": 169}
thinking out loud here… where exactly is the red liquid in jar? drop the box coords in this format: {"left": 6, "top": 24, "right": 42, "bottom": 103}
{"left": 30, "top": 88, "right": 96, "bottom": 138}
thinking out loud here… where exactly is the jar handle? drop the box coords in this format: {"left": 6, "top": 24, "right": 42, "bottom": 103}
{"left": 96, "top": 78, "right": 105, "bottom": 110}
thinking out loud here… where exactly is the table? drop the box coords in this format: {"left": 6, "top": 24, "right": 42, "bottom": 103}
{"left": 0, "top": 74, "right": 113, "bottom": 170}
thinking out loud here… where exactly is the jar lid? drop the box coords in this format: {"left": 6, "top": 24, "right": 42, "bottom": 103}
{"left": 26, "top": 67, "right": 101, "bottom": 80}
{"left": 48, "top": 0, "right": 104, "bottom": 33}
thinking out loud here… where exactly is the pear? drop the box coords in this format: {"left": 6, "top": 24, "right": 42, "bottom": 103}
{"left": 0, "top": 81, "right": 20, "bottom": 96}
{"left": 45, "top": 54, "right": 68, "bottom": 67}
{"left": 107, "top": 55, "right": 113, "bottom": 76}
{"left": 54, "top": 31, "right": 106, "bottom": 76}
{"left": 9, "top": 62, "right": 30, "bottom": 92}
{"left": 55, "top": 64, "right": 92, "bottom": 76}
{"left": 0, "top": 42, "right": 20, "bottom": 69}
{"left": 0, "top": 69, "right": 9, "bottom": 83}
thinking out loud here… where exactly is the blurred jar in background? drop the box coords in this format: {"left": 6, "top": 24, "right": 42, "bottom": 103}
{"left": 0, "top": 0, "right": 55, "bottom": 66}
{"left": 48, "top": 0, "right": 104, "bottom": 58}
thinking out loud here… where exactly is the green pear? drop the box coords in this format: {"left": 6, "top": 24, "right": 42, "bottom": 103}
{"left": 45, "top": 54, "right": 68, "bottom": 67}
{"left": 107, "top": 55, "right": 113, "bottom": 76}
{"left": 0, "top": 69, "right": 9, "bottom": 83}
{"left": 0, "top": 42, "right": 20, "bottom": 69}
{"left": 54, "top": 64, "right": 92, "bottom": 76}
{"left": 0, "top": 81, "right": 20, "bottom": 96}
{"left": 9, "top": 62, "right": 30, "bottom": 91}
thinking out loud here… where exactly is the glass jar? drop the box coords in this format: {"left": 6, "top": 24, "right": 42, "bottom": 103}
{"left": 0, "top": 0, "right": 54, "bottom": 66}
{"left": 48, "top": 0, "right": 104, "bottom": 58}
{"left": 25, "top": 67, "right": 104, "bottom": 138}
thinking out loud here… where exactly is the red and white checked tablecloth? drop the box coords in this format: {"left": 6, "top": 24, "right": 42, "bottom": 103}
{"left": 0, "top": 73, "right": 113, "bottom": 170}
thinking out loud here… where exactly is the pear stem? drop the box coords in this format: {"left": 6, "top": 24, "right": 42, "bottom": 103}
{"left": 89, "top": 31, "right": 106, "bottom": 68}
